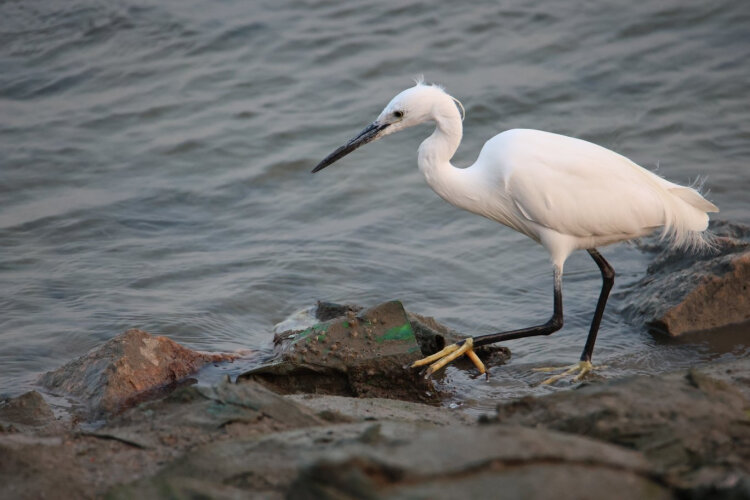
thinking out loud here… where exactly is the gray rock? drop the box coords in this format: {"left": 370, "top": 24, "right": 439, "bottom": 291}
{"left": 87, "top": 378, "right": 323, "bottom": 450}
{"left": 493, "top": 363, "right": 750, "bottom": 494}
{"left": 286, "top": 394, "right": 474, "bottom": 426}
{"left": 38, "top": 329, "right": 237, "bottom": 417}
{"left": 624, "top": 220, "right": 750, "bottom": 336}
{"left": 108, "top": 422, "right": 668, "bottom": 500}
{"left": 0, "top": 378, "right": 325, "bottom": 500}
{"left": 0, "top": 434, "right": 89, "bottom": 500}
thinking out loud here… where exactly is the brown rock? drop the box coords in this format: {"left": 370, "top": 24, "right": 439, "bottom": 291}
{"left": 651, "top": 251, "right": 750, "bottom": 336}
{"left": 624, "top": 220, "right": 750, "bottom": 336}
{"left": 38, "top": 329, "right": 237, "bottom": 417}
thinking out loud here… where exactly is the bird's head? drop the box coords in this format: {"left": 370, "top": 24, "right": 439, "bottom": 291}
{"left": 312, "top": 80, "right": 463, "bottom": 173}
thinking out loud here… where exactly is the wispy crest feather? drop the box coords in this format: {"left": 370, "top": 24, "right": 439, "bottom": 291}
{"left": 412, "top": 76, "right": 464, "bottom": 120}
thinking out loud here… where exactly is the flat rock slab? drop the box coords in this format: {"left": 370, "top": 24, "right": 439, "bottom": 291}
{"left": 108, "top": 422, "right": 668, "bottom": 500}
{"left": 0, "top": 379, "right": 323, "bottom": 500}
{"left": 286, "top": 394, "right": 475, "bottom": 426}
{"left": 240, "top": 301, "right": 439, "bottom": 403}
{"left": 38, "top": 329, "right": 237, "bottom": 417}
{"left": 85, "top": 378, "right": 323, "bottom": 451}
{"left": 624, "top": 220, "right": 750, "bottom": 336}
{"left": 493, "top": 365, "right": 750, "bottom": 494}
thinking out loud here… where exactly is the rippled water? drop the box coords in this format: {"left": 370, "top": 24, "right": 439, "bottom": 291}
{"left": 2, "top": 0, "right": 749, "bottom": 404}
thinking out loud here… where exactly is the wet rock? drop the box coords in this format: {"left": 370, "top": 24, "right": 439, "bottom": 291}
{"left": 0, "top": 391, "right": 57, "bottom": 433}
{"left": 246, "top": 300, "right": 510, "bottom": 404}
{"left": 493, "top": 363, "right": 750, "bottom": 494}
{"left": 241, "top": 301, "right": 439, "bottom": 403}
{"left": 624, "top": 220, "right": 750, "bottom": 336}
{"left": 406, "top": 309, "right": 511, "bottom": 369}
{"left": 109, "top": 422, "right": 668, "bottom": 500}
{"left": 315, "top": 300, "right": 510, "bottom": 364}
{"left": 315, "top": 300, "right": 362, "bottom": 322}
{"left": 38, "top": 329, "right": 237, "bottom": 417}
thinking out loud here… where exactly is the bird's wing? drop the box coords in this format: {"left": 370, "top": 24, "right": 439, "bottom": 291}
{"left": 501, "top": 130, "right": 669, "bottom": 238}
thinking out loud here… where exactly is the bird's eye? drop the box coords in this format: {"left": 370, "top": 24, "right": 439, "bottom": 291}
{"left": 393, "top": 110, "right": 404, "bottom": 119}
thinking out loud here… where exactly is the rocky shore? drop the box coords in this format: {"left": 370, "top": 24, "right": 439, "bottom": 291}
{"left": 2, "top": 221, "right": 749, "bottom": 499}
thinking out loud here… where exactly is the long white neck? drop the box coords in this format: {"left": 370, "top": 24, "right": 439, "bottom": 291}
{"left": 417, "top": 95, "right": 478, "bottom": 211}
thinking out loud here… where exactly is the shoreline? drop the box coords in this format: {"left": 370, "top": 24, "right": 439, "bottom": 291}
{"left": 2, "top": 221, "right": 749, "bottom": 498}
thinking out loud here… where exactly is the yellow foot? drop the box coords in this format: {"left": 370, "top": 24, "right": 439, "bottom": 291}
{"left": 532, "top": 360, "right": 603, "bottom": 385}
{"left": 410, "top": 338, "right": 487, "bottom": 378}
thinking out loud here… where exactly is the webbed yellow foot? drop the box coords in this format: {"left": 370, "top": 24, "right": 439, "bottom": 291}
{"left": 533, "top": 360, "right": 603, "bottom": 385}
{"left": 411, "top": 338, "right": 486, "bottom": 378}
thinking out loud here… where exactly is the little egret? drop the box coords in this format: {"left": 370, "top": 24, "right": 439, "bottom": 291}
{"left": 311, "top": 80, "right": 718, "bottom": 384}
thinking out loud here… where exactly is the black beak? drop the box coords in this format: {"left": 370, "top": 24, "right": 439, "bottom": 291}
{"left": 312, "top": 121, "right": 390, "bottom": 173}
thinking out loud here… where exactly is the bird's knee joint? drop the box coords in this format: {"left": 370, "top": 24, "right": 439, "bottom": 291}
{"left": 546, "top": 316, "right": 563, "bottom": 333}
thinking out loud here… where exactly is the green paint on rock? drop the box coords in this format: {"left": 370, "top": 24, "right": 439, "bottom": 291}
{"left": 293, "top": 323, "right": 329, "bottom": 344}
{"left": 376, "top": 323, "right": 415, "bottom": 343}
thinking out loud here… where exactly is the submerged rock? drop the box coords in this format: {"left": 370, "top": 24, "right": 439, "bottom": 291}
{"left": 624, "top": 220, "right": 750, "bottom": 336}
{"left": 38, "top": 329, "right": 237, "bottom": 417}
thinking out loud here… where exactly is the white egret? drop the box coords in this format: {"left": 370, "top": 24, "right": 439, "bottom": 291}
{"left": 312, "top": 80, "right": 718, "bottom": 384}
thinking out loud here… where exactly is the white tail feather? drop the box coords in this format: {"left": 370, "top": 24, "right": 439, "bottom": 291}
{"left": 658, "top": 183, "right": 718, "bottom": 251}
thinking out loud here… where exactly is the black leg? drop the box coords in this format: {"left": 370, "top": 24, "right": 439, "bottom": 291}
{"left": 580, "top": 248, "right": 615, "bottom": 362}
{"left": 471, "top": 265, "right": 564, "bottom": 348}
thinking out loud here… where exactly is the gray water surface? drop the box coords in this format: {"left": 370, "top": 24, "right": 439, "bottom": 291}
{"left": 1, "top": 0, "right": 749, "bottom": 405}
